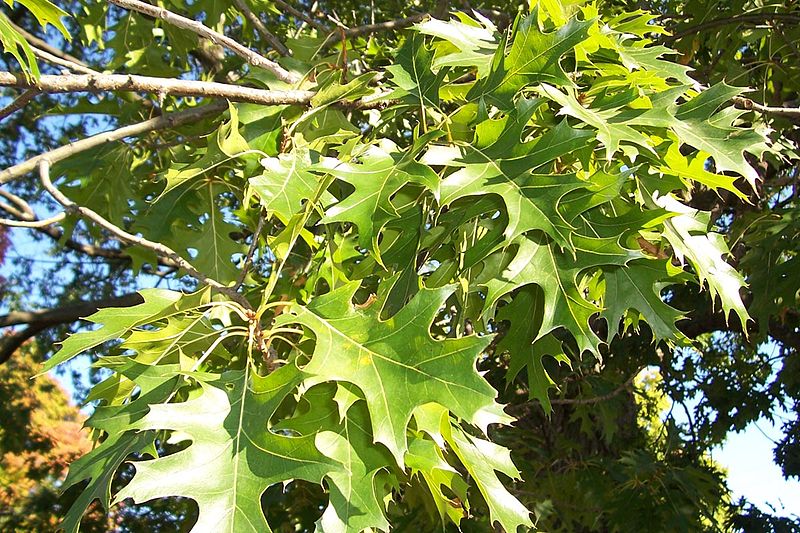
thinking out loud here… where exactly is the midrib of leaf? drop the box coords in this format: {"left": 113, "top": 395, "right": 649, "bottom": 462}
{"left": 501, "top": 21, "right": 586, "bottom": 82}
{"left": 309, "top": 312, "right": 488, "bottom": 393}
{"left": 543, "top": 244, "right": 596, "bottom": 341}
{"left": 469, "top": 144, "right": 574, "bottom": 241}
{"left": 207, "top": 183, "right": 225, "bottom": 278}
{"left": 411, "top": 46, "right": 428, "bottom": 131}
{"left": 229, "top": 364, "right": 249, "bottom": 533}
{"left": 611, "top": 266, "right": 673, "bottom": 333}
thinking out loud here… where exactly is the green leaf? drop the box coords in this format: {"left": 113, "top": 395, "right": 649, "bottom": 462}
{"left": 540, "top": 83, "right": 654, "bottom": 160}
{"left": 415, "top": 13, "right": 497, "bottom": 76}
{"left": 40, "top": 289, "right": 183, "bottom": 374}
{"left": 651, "top": 192, "right": 750, "bottom": 328}
{"left": 116, "top": 365, "right": 336, "bottom": 533}
{"left": 311, "top": 72, "right": 377, "bottom": 107}
{"left": 249, "top": 147, "right": 320, "bottom": 221}
{"left": 484, "top": 235, "right": 640, "bottom": 355}
{"left": 276, "top": 281, "right": 510, "bottom": 466}
{"left": 658, "top": 142, "right": 747, "bottom": 199}
{"left": 405, "top": 436, "right": 469, "bottom": 526}
{"left": 626, "top": 83, "right": 767, "bottom": 185}
{"left": 442, "top": 167, "right": 587, "bottom": 250}
{"left": 277, "top": 384, "right": 395, "bottom": 533}
{"left": 444, "top": 421, "right": 533, "bottom": 531}
{"left": 320, "top": 139, "right": 439, "bottom": 260}
{"left": 8, "top": 0, "right": 71, "bottom": 39}
{"left": 0, "top": 11, "right": 39, "bottom": 78}
{"left": 497, "top": 287, "right": 571, "bottom": 411}
{"left": 159, "top": 104, "right": 250, "bottom": 197}
{"left": 387, "top": 33, "right": 448, "bottom": 111}
{"left": 60, "top": 359, "right": 183, "bottom": 533}
{"left": 602, "top": 259, "right": 688, "bottom": 342}
{"left": 469, "top": 13, "right": 592, "bottom": 108}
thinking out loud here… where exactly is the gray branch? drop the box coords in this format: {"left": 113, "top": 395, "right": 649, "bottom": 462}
{"left": 108, "top": 0, "right": 300, "bottom": 84}
{"left": 37, "top": 160, "right": 252, "bottom": 309}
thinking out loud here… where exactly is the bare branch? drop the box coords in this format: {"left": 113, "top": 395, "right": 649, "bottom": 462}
{"left": 37, "top": 160, "right": 251, "bottom": 309}
{"left": 0, "top": 89, "right": 39, "bottom": 121}
{"left": 0, "top": 189, "right": 34, "bottom": 218}
{"left": 0, "top": 292, "right": 144, "bottom": 365}
{"left": 272, "top": 0, "right": 329, "bottom": 32}
{"left": 664, "top": 12, "right": 800, "bottom": 42}
{"left": 321, "top": 14, "right": 427, "bottom": 46}
{"left": 0, "top": 100, "right": 227, "bottom": 184}
{"left": 0, "top": 292, "right": 143, "bottom": 328}
{"left": 108, "top": 0, "right": 300, "bottom": 84}
{"left": 733, "top": 96, "right": 800, "bottom": 121}
{"left": 232, "top": 0, "right": 290, "bottom": 57}
{"left": 0, "top": 211, "right": 65, "bottom": 228}
{"left": 0, "top": 324, "right": 48, "bottom": 365}
{"left": 550, "top": 368, "right": 645, "bottom": 406}
{"left": 0, "top": 191, "right": 154, "bottom": 262}
{"left": 29, "top": 45, "right": 100, "bottom": 75}
{"left": 0, "top": 71, "right": 317, "bottom": 108}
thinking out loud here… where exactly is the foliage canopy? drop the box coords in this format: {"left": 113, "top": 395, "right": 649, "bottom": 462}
{"left": 1, "top": 0, "right": 799, "bottom": 531}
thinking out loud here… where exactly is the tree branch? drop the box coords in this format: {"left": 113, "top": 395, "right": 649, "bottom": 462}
{"left": 0, "top": 100, "right": 227, "bottom": 184}
{"left": 7, "top": 21, "right": 89, "bottom": 70}
{"left": 0, "top": 71, "right": 388, "bottom": 120}
{"left": 0, "top": 211, "right": 64, "bottom": 228}
{"left": 550, "top": 368, "right": 644, "bottom": 406}
{"left": 665, "top": 12, "right": 800, "bottom": 42}
{"left": 0, "top": 71, "right": 317, "bottom": 108}
{"left": 0, "top": 292, "right": 144, "bottom": 365}
{"left": 0, "top": 292, "right": 143, "bottom": 328}
{"left": 37, "top": 160, "right": 251, "bottom": 309}
{"left": 232, "top": 0, "right": 290, "bottom": 57}
{"left": 108, "top": 0, "right": 300, "bottom": 84}
{"left": 0, "top": 190, "right": 161, "bottom": 263}
{"left": 0, "top": 89, "right": 39, "bottom": 121}
{"left": 28, "top": 44, "right": 100, "bottom": 75}
{"left": 272, "top": 0, "right": 329, "bottom": 32}
{"left": 321, "top": 14, "right": 427, "bottom": 47}
{"left": 0, "top": 324, "right": 48, "bottom": 365}
{"left": 733, "top": 96, "right": 800, "bottom": 121}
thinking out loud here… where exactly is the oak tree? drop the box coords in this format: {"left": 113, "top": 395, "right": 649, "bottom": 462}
{"left": 0, "top": 0, "right": 798, "bottom": 530}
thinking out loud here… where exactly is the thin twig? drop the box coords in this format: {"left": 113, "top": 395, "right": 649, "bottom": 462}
{"left": 0, "top": 189, "right": 168, "bottom": 263}
{"left": 232, "top": 0, "right": 290, "bottom": 56}
{"left": 8, "top": 21, "right": 89, "bottom": 69}
{"left": 732, "top": 95, "right": 800, "bottom": 120}
{"left": 108, "top": 0, "right": 300, "bottom": 84}
{"left": 550, "top": 367, "right": 645, "bottom": 406}
{"left": 321, "top": 14, "right": 427, "bottom": 47}
{"left": 235, "top": 213, "right": 266, "bottom": 290}
{"left": 0, "top": 211, "right": 65, "bottom": 228}
{"left": 38, "top": 159, "right": 252, "bottom": 308}
{"left": 272, "top": 0, "right": 329, "bottom": 32}
{"left": 0, "top": 100, "right": 227, "bottom": 184}
{"left": 0, "top": 189, "right": 34, "bottom": 217}
{"left": 664, "top": 12, "right": 800, "bottom": 42}
{"left": 0, "top": 89, "right": 39, "bottom": 121}
{"left": 0, "top": 71, "right": 316, "bottom": 106}
{"left": 29, "top": 45, "right": 100, "bottom": 75}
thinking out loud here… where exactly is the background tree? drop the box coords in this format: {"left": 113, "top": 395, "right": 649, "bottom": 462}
{"left": 0, "top": 0, "right": 798, "bottom": 531}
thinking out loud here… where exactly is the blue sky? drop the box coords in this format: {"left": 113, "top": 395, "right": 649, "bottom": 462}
{"left": 715, "top": 419, "right": 800, "bottom": 516}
